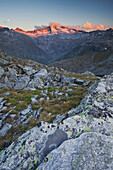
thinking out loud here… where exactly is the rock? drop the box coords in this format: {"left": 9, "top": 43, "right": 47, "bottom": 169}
{"left": 0, "top": 123, "right": 12, "bottom": 137}
{"left": 48, "top": 113, "right": 52, "bottom": 116}
{"left": 4, "top": 76, "right": 13, "bottom": 88}
{"left": 83, "top": 71, "right": 95, "bottom": 76}
{"left": 58, "top": 92, "right": 63, "bottom": 96}
{"left": 54, "top": 74, "right": 61, "bottom": 82}
{"left": 23, "top": 66, "right": 36, "bottom": 75}
{"left": 14, "top": 75, "right": 30, "bottom": 89}
{"left": 94, "top": 101, "right": 105, "bottom": 110}
{"left": 47, "top": 97, "right": 49, "bottom": 101}
{"left": 0, "top": 122, "right": 57, "bottom": 169}
{"left": 0, "top": 120, "right": 2, "bottom": 128}
{"left": 3, "top": 91, "right": 10, "bottom": 96}
{"left": 2, "top": 110, "right": 12, "bottom": 121}
{"left": 59, "top": 114, "right": 113, "bottom": 138}
{"left": 33, "top": 107, "right": 43, "bottom": 119}
{"left": 38, "top": 133, "right": 113, "bottom": 170}
{"left": 107, "top": 107, "right": 113, "bottom": 113}
{"left": 96, "top": 81, "right": 107, "bottom": 93}
{"left": 0, "top": 106, "right": 7, "bottom": 112}
{"left": 28, "top": 77, "right": 43, "bottom": 88}
{"left": 61, "top": 75, "right": 70, "bottom": 84}
{"left": 8, "top": 67, "right": 16, "bottom": 76}
{"left": 31, "top": 98, "right": 38, "bottom": 104}
{"left": 20, "top": 106, "right": 32, "bottom": 115}
{"left": 0, "top": 66, "right": 4, "bottom": 78}
{"left": 39, "top": 129, "right": 68, "bottom": 162}
{"left": 53, "top": 114, "right": 65, "bottom": 124}
{"left": 34, "top": 69, "right": 47, "bottom": 78}
{"left": 2, "top": 140, "right": 10, "bottom": 148}
{"left": 36, "top": 107, "right": 43, "bottom": 118}
{"left": 34, "top": 95, "right": 38, "bottom": 99}
{"left": 83, "top": 80, "right": 91, "bottom": 86}
{"left": 39, "top": 98, "right": 45, "bottom": 102}
{"left": 67, "top": 88, "right": 73, "bottom": 92}
{"left": 10, "top": 114, "right": 16, "bottom": 118}
{"left": 75, "top": 78, "right": 84, "bottom": 85}
{"left": 65, "top": 93, "right": 68, "bottom": 98}
{"left": 0, "top": 97, "right": 4, "bottom": 103}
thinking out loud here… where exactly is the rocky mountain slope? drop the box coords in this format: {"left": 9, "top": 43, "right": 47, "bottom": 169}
{"left": 0, "top": 26, "right": 113, "bottom": 69}
{"left": 51, "top": 50, "right": 113, "bottom": 76}
{"left": 12, "top": 22, "right": 84, "bottom": 38}
{"left": 56, "top": 28, "right": 113, "bottom": 61}
{"left": 0, "top": 28, "right": 49, "bottom": 64}
{"left": 0, "top": 50, "right": 113, "bottom": 169}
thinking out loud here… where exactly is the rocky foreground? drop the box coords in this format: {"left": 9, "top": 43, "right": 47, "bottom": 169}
{"left": 0, "top": 50, "right": 113, "bottom": 169}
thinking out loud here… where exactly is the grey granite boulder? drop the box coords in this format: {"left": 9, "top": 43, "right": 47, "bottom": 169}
{"left": 0, "top": 123, "right": 12, "bottom": 137}
{"left": 8, "top": 67, "right": 17, "bottom": 76}
{"left": 38, "top": 132, "right": 113, "bottom": 170}
{"left": 14, "top": 75, "right": 30, "bottom": 89}
{"left": 23, "top": 66, "right": 36, "bottom": 75}
{"left": 0, "top": 122, "right": 57, "bottom": 169}
{"left": 34, "top": 69, "right": 47, "bottom": 78}
{"left": 96, "top": 81, "right": 107, "bottom": 93}
{"left": 28, "top": 77, "right": 43, "bottom": 88}
{"left": 4, "top": 76, "right": 13, "bottom": 88}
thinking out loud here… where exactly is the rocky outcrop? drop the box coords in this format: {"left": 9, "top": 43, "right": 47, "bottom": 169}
{"left": 0, "top": 71, "right": 113, "bottom": 169}
{"left": 0, "top": 50, "right": 91, "bottom": 90}
{"left": 38, "top": 132, "right": 113, "bottom": 170}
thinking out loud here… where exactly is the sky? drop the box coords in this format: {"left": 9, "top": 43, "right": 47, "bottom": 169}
{"left": 0, "top": 0, "right": 113, "bottom": 31}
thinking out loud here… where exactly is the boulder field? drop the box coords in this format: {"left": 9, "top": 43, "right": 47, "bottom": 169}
{"left": 0, "top": 50, "right": 113, "bottom": 169}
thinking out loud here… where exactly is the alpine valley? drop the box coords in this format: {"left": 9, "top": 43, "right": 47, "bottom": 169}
{"left": 0, "top": 23, "right": 113, "bottom": 170}
{"left": 0, "top": 23, "right": 113, "bottom": 75}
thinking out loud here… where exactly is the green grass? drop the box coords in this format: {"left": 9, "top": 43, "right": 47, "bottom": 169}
{"left": 0, "top": 68, "right": 97, "bottom": 151}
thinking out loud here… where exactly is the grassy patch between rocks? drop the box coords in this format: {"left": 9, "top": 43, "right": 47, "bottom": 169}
{"left": 0, "top": 74, "right": 97, "bottom": 151}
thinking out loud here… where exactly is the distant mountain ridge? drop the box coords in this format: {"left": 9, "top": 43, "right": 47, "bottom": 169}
{"left": 51, "top": 50, "right": 113, "bottom": 76}
{"left": 0, "top": 28, "right": 50, "bottom": 64}
{"left": 0, "top": 23, "right": 84, "bottom": 38}
{"left": 0, "top": 25, "right": 113, "bottom": 75}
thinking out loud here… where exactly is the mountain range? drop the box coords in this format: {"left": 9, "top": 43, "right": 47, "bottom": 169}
{"left": 0, "top": 23, "right": 113, "bottom": 75}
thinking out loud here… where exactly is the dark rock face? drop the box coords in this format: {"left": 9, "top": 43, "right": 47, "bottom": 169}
{"left": 40, "top": 129, "right": 68, "bottom": 160}
{"left": 0, "top": 29, "right": 49, "bottom": 64}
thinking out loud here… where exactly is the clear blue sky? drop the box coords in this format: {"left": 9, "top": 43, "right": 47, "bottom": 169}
{"left": 0, "top": 0, "right": 113, "bottom": 30}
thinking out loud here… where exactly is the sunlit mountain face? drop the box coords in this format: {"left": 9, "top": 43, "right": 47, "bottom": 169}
{"left": 0, "top": 22, "right": 112, "bottom": 38}
{"left": 12, "top": 23, "right": 82, "bottom": 38}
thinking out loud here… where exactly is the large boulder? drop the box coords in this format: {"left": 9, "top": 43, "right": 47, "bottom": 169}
{"left": 14, "top": 75, "right": 30, "bottom": 89}
{"left": 23, "top": 66, "right": 37, "bottom": 75}
{"left": 38, "top": 132, "right": 113, "bottom": 170}
{"left": 34, "top": 69, "right": 48, "bottom": 78}
{"left": 0, "top": 123, "right": 12, "bottom": 137}
{"left": 28, "top": 77, "right": 44, "bottom": 88}
{"left": 8, "top": 67, "right": 17, "bottom": 76}
{"left": 0, "top": 122, "right": 57, "bottom": 169}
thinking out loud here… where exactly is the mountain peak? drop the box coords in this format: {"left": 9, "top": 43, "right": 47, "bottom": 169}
{"left": 12, "top": 23, "right": 82, "bottom": 38}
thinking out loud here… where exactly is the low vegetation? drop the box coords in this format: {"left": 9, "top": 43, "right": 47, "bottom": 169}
{"left": 0, "top": 73, "right": 97, "bottom": 151}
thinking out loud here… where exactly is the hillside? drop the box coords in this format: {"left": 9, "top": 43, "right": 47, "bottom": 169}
{"left": 0, "top": 27, "right": 113, "bottom": 67}
{"left": 0, "top": 28, "right": 49, "bottom": 64}
{"left": 55, "top": 28, "right": 113, "bottom": 62}
{"left": 51, "top": 50, "right": 113, "bottom": 76}
{"left": 0, "top": 49, "right": 98, "bottom": 151}
{"left": 0, "top": 50, "right": 113, "bottom": 169}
